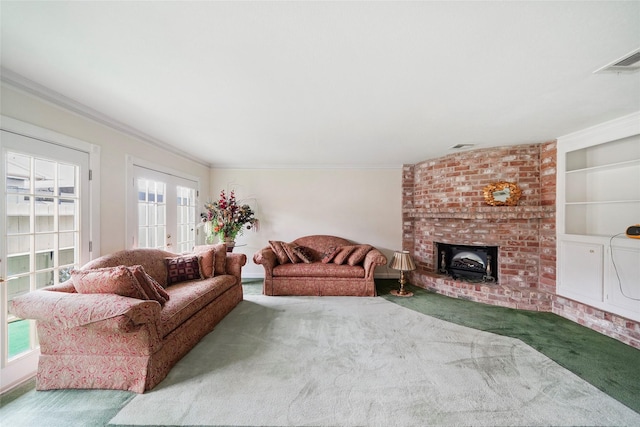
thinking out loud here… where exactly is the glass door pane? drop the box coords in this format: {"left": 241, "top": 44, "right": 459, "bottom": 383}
{"left": 5, "top": 154, "right": 81, "bottom": 356}
{"left": 137, "top": 178, "right": 167, "bottom": 249}
{"left": 129, "top": 165, "right": 198, "bottom": 253}
{"left": 1, "top": 128, "right": 90, "bottom": 390}
{"left": 176, "top": 186, "right": 196, "bottom": 253}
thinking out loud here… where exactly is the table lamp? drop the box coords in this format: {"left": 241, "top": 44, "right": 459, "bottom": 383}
{"left": 389, "top": 250, "right": 416, "bottom": 297}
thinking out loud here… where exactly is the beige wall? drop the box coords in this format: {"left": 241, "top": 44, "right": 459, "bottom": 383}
{"left": 1, "top": 84, "right": 211, "bottom": 256}
{"left": 210, "top": 168, "right": 402, "bottom": 278}
{"left": 1, "top": 84, "right": 402, "bottom": 278}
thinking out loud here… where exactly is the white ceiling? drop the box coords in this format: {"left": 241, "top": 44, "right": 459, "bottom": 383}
{"left": 1, "top": 1, "right": 639, "bottom": 168}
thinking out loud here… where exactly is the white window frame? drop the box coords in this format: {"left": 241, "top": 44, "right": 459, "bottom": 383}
{"left": 0, "top": 116, "right": 100, "bottom": 393}
{"left": 125, "top": 156, "right": 200, "bottom": 252}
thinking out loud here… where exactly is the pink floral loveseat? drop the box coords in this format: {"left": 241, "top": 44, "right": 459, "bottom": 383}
{"left": 9, "top": 244, "right": 245, "bottom": 393}
{"left": 253, "top": 235, "right": 387, "bottom": 296}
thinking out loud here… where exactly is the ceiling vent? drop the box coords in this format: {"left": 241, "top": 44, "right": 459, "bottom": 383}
{"left": 594, "top": 48, "right": 640, "bottom": 74}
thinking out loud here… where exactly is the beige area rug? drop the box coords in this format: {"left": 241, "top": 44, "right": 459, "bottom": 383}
{"left": 109, "top": 295, "right": 640, "bottom": 426}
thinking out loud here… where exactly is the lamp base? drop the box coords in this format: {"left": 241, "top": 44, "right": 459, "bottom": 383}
{"left": 390, "top": 289, "right": 414, "bottom": 297}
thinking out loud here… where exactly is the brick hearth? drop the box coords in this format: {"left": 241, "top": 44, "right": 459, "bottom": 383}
{"left": 401, "top": 142, "right": 640, "bottom": 348}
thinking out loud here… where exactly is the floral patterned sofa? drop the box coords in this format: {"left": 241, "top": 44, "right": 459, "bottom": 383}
{"left": 253, "top": 235, "right": 387, "bottom": 296}
{"left": 9, "top": 244, "right": 245, "bottom": 393}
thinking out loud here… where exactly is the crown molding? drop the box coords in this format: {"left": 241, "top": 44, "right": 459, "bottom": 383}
{"left": 556, "top": 111, "right": 640, "bottom": 150}
{"left": 1, "top": 68, "right": 211, "bottom": 168}
{"left": 209, "top": 162, "right": 404, "bottom": 170}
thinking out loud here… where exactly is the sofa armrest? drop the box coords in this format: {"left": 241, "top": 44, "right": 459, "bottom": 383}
{"left": 252, "top": 247, "right": 277, "bottom": 277}
{"left": 225, "top": 252, "right": 247, "bottom": 283}
{"left": 9, "top": 290, "right": 161, "bottom": 330}
{"left": 363, "top": 249, "right": 388, "bottom": 279}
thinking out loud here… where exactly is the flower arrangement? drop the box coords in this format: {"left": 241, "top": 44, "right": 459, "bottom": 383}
{"left": 201, "top": 190, "right": 258, "bottom": 243}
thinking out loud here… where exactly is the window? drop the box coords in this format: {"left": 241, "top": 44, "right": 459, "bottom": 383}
{"left": 176, "top": 186, "right": 197, "bottom": 253}
{"left": 1, "top": 120, "right": 97, "bottom": 392}
{"left": 127, "top": 162, "right": 198, "bottom": 252}
{"left": 137, "top": 178, "right": 166, "bottom": 249}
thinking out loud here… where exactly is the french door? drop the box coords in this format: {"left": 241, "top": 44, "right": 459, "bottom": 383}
{"left": 128, "top": 164, "right": 198, "bottom": 253}
{"left": 0, "top": 129, "right": 90, "bottom": 391}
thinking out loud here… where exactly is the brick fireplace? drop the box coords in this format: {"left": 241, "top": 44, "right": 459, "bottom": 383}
{"left": 436, "top": 242, "right": 499, "bottom": 283}
{"left": 401, "top": 141, "right": 640, "bottom": 348}
{"left": 402, "top": 142, "right": 557, "bottom": 310}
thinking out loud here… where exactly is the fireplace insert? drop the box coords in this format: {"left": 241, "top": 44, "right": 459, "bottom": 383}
{"left": 436, "top": 242, "right": 498, "bottom": 283}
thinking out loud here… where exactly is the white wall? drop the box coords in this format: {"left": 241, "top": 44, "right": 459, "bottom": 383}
{"left": 1, "top": 84, "right": 211, "bottom": 256}
{"left": 1, "top": 84, "right": 403, "bottom": 278}
{"left": 210, "top": 168, "right": 403, "bottom": 278}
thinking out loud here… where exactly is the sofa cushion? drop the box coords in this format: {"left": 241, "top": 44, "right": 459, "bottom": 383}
{"left": 72, "top": 266, "right": 148, "bottom": 299}
{"left": 321, "top": 246, "right": 341, "bottom": 263}
{"left": 165, "top": 255, "right": 203, "bottom": 285}
{"left": 194, "top": 247, "right": 216, "bottom": 278}
{"left": 269, "top": 240, "right": 290, "bottom": 264}
{"left": 149, "top": 273, "right": 170, "bottom": 301}
{"left": 159, "top": 275, "right": 237, "bottom": 337}
{"left": 333, "top": 245, "right": 357, "bottom": 265}
{"left": 273, "top": 262, "right": 365, "bottom": 278}
{"left": 282, "top": 242, "right": 301, "bottom": 263}
{"left": 347, "top": 244, "right": 373, "bottom": 266}
{"left": 128, "top": 265, "right": 169, "bottom": 306}
{"left": 292, "top": 245, "right": 314, "bottom": 263}
{"left": 291, "top": 235, "right": 353, "bottom": 260}
{"left": 81, "top": 248, "right": 176, "bottom": 288}
{"left": 193, "top": 243, "right": 227, "bottom": 277}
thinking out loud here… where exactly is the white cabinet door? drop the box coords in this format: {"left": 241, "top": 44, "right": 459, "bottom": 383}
{"left": 558, "top": 240, "right": 604, "bottom": 304}
{"left": 606, "top": 243, "right": 640, "bottom": 314}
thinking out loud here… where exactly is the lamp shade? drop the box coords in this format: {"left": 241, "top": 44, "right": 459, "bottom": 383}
{"left": 389, "top": 250, "right": 416, "bottom": 272}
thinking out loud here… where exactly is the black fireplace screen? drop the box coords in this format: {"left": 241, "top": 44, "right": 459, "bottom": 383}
{"left": 436, "top": 242, "right": 498, "bottom": 283}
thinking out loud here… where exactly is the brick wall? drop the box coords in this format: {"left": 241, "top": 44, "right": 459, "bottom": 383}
{"left": 403, "top": 143, "right": 554, "bottom": 293}
{"left": 402, "top": 141, "right": 640, "bottom": 348}
{"left": 538, "top": 141, "right": 557, "bottom": 294}
{"left": 553, "top": 296, "right": 640, "bottom": 347}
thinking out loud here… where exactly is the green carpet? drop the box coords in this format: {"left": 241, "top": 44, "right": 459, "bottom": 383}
{"left": 0, "top": 378, "right": 134, "bottom": 427}
{"left": 1, "top": 279, "right": 638, "bottom": 426}
{"left": 8, "top": 319, "right": 30, "bottom": 358}
{"left": 377, "top": 279, "right": 640, "bottom": 414}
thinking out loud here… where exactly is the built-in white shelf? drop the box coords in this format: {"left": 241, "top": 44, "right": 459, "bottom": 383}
{"left": 566, "top": 158, "right": 640, "bottom": 174}
{"left": 557, "top": 112, "right": 640, "bottom": 322}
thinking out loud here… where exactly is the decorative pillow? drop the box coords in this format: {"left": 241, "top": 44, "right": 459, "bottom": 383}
{"left": 72, "top": 266, "right": 148, "bottom": 300}
{"left": 321, "top": 246, "right": 340, "bottom": 264}
{"left": 213, "top": 243, "right": 228, "bottom": 275}
{"left": 194, "top": 247, "right": 216, "bottom": 278}
{"left": 193, "top": 243, "right": 227, "bottom": 276}
{"left": 333, "top": 245, "right": 358, "bottom": 265}
{"left": 282, "top": 242, "right": 301, "bottom": 263}
{"left": 269, "top": 240, "right": 290, "bottom": 264}
{"left": 347, "top": 245, "right": 373, "bottom": 266}
{"left": 293, "top": 245, "right": 314, "bottom": 263}
{"left": 128, "top": 265, "right": 169, "bottom": 306}
{"left": 146, "top": 272, "right": 170, "bottom": 301}
{"left": 165, "top": 255, "right": 202, "bottom": 285}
